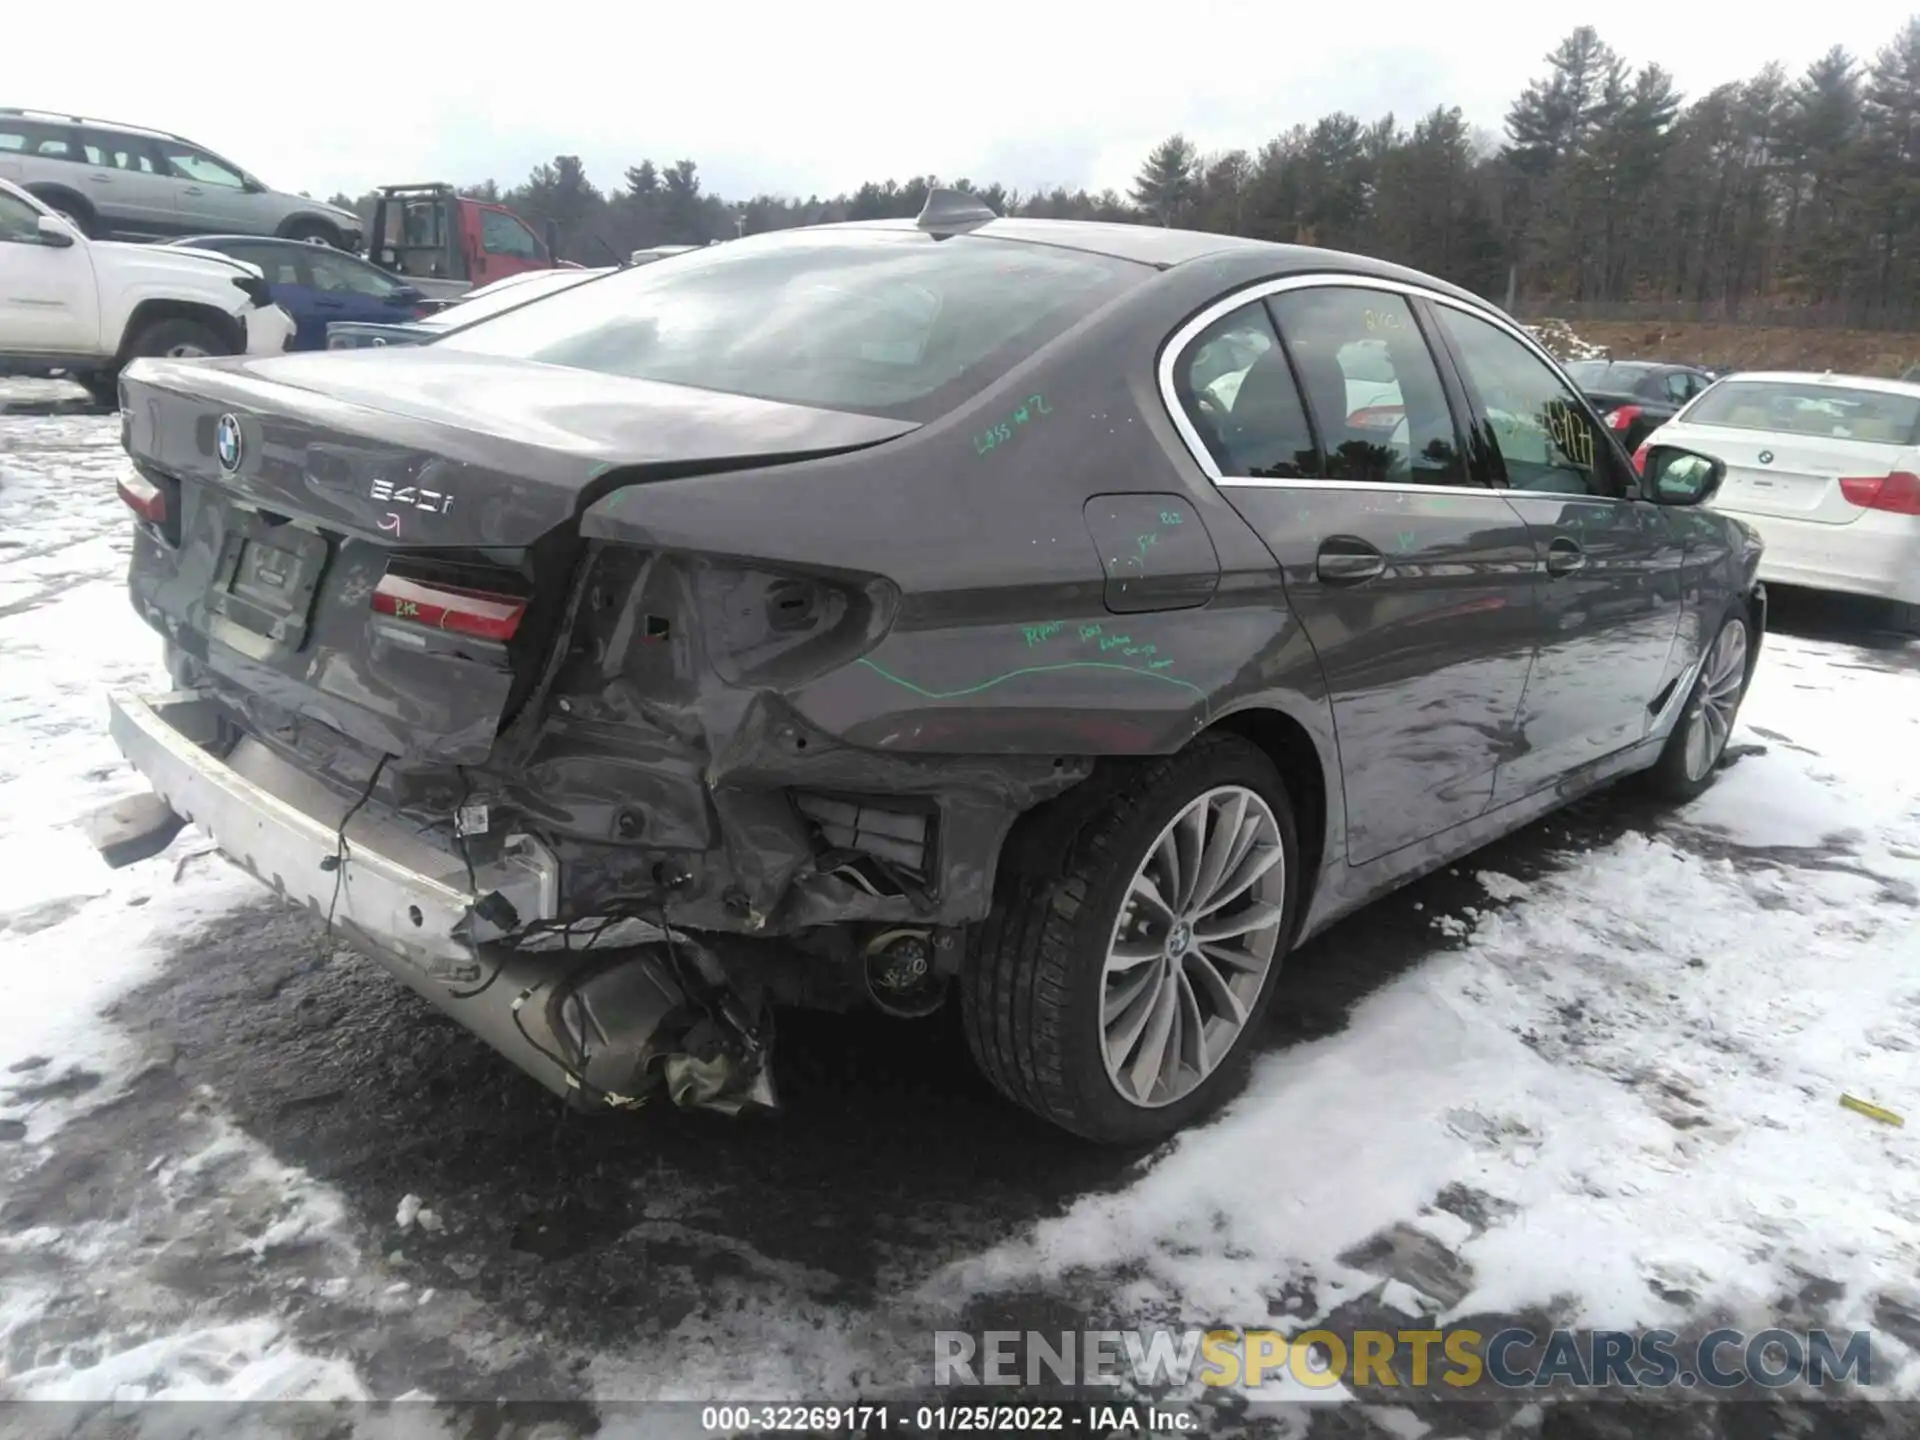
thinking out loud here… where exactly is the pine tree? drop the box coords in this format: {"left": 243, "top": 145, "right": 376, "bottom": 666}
{"left": 1130, "top": 135, "right": 1199, "bottom": 225}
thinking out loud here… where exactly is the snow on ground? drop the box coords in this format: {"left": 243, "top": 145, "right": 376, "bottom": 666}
{"left": 929, "top": 631, "right": 1920, "bottom": 1399}
{"left": 0, "top": 384, "right": 376, "bottom": 1411}
{"left": 2, "top": 377, "right": 1918, "bottom": 1424}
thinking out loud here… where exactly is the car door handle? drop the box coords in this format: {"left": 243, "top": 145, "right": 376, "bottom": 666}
{"left": 1545, "top": 537, "right": 1586, "bottom": 577}
{"left": 1316, "top": 539, "right": 1386, "bottom": 585}
{"left": 87, "top": 175, "right": 111, "bottom": 184}
{"left": 183, "top": 185, "right": 204, "bottom": 196}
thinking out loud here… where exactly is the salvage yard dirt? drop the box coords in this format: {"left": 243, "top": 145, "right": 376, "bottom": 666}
{"left": 1532, "top": 318, "right": 1920, "bottom": 377}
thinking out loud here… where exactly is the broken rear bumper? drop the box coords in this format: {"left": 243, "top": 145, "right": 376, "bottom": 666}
{"left": 101, "top": 691, "right": 780, "bottom": 1116}
{"left": 105, "top": 691, "right": 560, "bottom": 980}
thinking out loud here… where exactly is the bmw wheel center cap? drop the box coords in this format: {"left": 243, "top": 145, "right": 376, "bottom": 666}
{"left": 216, "top": 414, "right": 243, "bottom": 472}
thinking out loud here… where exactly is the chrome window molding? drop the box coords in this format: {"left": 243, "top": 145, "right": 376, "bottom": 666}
{"left": 1155, "top": 271, "right": 1596, "bottom": 499}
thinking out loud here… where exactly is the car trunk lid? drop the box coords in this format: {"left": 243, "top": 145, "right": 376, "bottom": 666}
{"left": 119, "top": 351, "right": 917, "bottom": 762}
{"left": 1691, "top": 427, "right": 1917, "bottom": 526}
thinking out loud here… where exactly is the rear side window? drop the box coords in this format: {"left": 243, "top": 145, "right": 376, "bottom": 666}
{"left": 80, "top": 130, "right": 159, "bottom": 172}
{"left": 1685, "top": 380, "right": 1920, "bottom": 445}
{"left": 436, "top": 229, "right": 1148, "bottom": 421}
{"left": 1268, "top": 288, "right": 1468, "bottom": 487}
{"left": 1172, "top": 303, "right": 1314, "bottom": 478}
{"left": 0, "top": 120, "right": 77, "bottom": 161}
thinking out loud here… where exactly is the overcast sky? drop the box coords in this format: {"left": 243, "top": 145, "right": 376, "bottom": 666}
{"left": 16, "top": 1, "right": 1919, "bottom": 205}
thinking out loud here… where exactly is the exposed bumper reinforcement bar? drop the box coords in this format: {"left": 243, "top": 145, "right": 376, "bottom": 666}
{"left": 100, "top": 691, "right": 777, "bottom": 1115}
{"left": 104, "top": 690, "right": 559, "bottom": 979}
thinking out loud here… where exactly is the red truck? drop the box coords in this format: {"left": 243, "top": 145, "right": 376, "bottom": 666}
{"left": 365, "top": 183, "right": 572, "bottom": 301}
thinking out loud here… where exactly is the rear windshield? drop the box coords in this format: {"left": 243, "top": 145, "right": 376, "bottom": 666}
{"left": 1563, "top": 361, "right": 1649, "bottom": 387}
{"left": 425, "top": 270, "right": 613, "bottom": 329}
{"left": 433, "top": 228, "right": 1148, "bottom": 420}
{"left": 1685, "top": 380, "right": 1920, "bottom": 445}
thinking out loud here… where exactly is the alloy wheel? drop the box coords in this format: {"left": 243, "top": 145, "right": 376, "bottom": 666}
{"left": 1100, "top": 785, "right": 1287, "bottom": 1109}
{"left": 1683, "top": 620, "right": 1748, "bottom": 782}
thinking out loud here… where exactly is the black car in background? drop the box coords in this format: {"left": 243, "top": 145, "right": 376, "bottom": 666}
{"left": 1563, "top": 359, "right": 1719, "bottom": 451}
{"left": 94, "top": 197, "right": 1765, "bottom": 1145}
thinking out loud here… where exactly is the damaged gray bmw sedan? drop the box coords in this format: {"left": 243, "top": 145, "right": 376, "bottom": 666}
{"left": 94, "top": 191, "right": 1764, "bottom": 1144}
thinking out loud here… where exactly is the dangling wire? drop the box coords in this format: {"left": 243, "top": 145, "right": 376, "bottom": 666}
{"left": 323, "top": 754, "right": 389, "bottom": 942}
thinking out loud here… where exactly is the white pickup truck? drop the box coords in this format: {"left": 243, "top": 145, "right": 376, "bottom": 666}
{"left": 0, "top": 177, "right": 293, "bottom": 404}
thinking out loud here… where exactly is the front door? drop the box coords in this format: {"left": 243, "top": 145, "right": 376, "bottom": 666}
{"left": 1427, "top": 304, "right": 1686, "bottom": 800}
{"left": 471, "top": 205, "right": 547, "bottom": 288}
{"left": 1173, "top": 283, "right": 1540, "bottom": 866}
{"left": 154, "top": 141, "right": 268, "bottom": 234}
{"left": 0, "top": 189, "right": 98, "bottom": 353}
{"left": 302, "top": 245, "right": 415, "bottom": 350}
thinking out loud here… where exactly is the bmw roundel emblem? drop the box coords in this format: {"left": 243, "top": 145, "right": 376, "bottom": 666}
{"left": 215, "top": 414, "right": 243, "bottom": 472}
{"left": 1758, "top": 450, "right": 1774, "bottom": 465}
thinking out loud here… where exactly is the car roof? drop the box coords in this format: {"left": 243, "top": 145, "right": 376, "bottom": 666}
{"left": 173, "top": 234, "right": 334, "bottom": 250}
{"left": 808, "top": 216, "right": 1492, "bottom": 305}
{"left": 0, "top": 106, "right": 183, "bottom": 143}
{"left": 1706, "top": 371, "right": 1920, "bottom": 399}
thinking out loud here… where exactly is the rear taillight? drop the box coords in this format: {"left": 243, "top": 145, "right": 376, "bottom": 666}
{"left": 117, "top": 471, "right": 167, "bottom": 525}
{"left": 371, "top": 573, "right": 526, "bottom": 641}
{"left": 1347, "top": 404, "right": 1405, "bottom": 431}
{"left": 1839, "top": 471, "right": 1920, "bottom": 515}
{"left": 1605, "top": 404, "right": 1642, "bottom": 432}
{"left": 1631, "top": 443, "right": 1650, "bottom": 475}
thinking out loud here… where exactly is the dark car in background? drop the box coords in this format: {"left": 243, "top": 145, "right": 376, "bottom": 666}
{"left": 325, "top": 265, "right": 614, "bottom": 350}
{"left": 1563, "top": 359, "right": 1719, "bottom": 451}
{"left": 163, "top": 236, "right": 434, "bottom": 350}
{"left": 94, "top": 197, "right": 1765, "bottom": 1146}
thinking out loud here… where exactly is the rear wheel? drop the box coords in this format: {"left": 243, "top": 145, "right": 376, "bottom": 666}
{"left": 1642, "top": 611, "right": 1751, "bottom": 801}
{"left": 962, "top": 735, "right": 1298, "bottom": 1145}
{"left": 282, "top": 218, "right": 344, "bottom": 249}
{"left": 125, "top": 317, "right": 230, "bottom": 361}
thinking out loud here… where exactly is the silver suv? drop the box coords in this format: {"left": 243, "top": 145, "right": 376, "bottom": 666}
{"left": 0, "top": 108, "right": 361, "bottom": 249}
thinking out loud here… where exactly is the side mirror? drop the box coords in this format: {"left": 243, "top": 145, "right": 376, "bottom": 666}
{"left": 35, "top": 213, "right": 76, "bottom": 247}
{"left": 242, "top": 176, "right": 266, "bottom": 194}
{"left": 1644, "top": 446, "right": 1725, "bottom": 507}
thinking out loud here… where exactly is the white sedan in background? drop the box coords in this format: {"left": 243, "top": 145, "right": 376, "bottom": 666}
{"left": 1643, "top": 371, "right": 1920, "bottom": 619}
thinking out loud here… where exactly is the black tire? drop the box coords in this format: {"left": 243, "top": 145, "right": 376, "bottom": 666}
{"left": 282, "top": 218, "right": 344, "bottom": 249}
{"left": 1881, "top": 600, "right": 1920, "bottom": 637}
{"left": 1640, "top": 608, "right": 1754, "bottom": 802}
{"left": 962, "top": 733, "right": 1300, "bottom": 1145}
{"left": 76, "top": 370, "right": 121, "bottom": 408}
{"left": 125, "top": 317, "right": 231, "bottom": 361}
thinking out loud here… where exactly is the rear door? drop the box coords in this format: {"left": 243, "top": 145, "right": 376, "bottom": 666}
{"left": 1426, "top": 303, "right": 1687, "bottom": 800}
{"left": 75, "top": 130, "right": 176, "bottom": 236}
{"left": 1171, "top": 281, "right": 1539, "bottom": 866}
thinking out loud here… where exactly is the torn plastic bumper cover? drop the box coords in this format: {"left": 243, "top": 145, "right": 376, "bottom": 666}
{"left": 101, "top": 690, "right": 776, "bottom": 1115}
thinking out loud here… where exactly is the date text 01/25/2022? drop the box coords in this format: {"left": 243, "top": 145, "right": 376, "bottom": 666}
{"left": 699, "top": 1403, "right": 1200, "bottom": 1433}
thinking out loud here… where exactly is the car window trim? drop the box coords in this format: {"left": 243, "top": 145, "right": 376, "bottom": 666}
{"left": 1158, "top": 272, "right": 1585, "bottom": 496}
